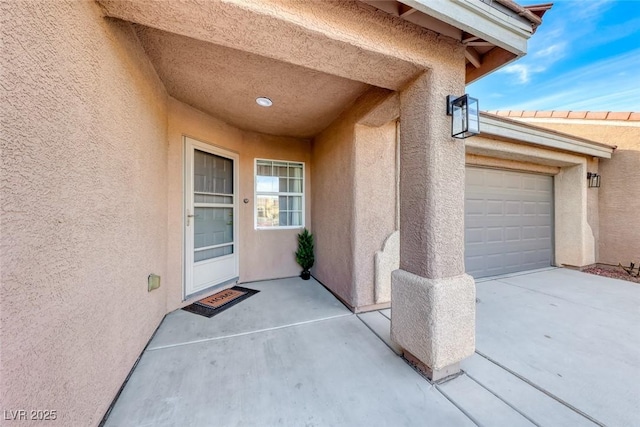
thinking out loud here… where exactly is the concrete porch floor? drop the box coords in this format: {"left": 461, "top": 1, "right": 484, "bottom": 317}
{"left": 104, "top": 271, "right": 640, "bottom": 426}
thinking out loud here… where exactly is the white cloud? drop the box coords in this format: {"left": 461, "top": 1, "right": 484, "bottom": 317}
{"left": 534, "top": 42, "right": 566, "bottom": 59}
{"left": 468, "top": 3, "right": 640, "bottom": 112}
{"left": 500, "top": 64, "right": 530, "bottom": 84}
{"left": 572, "top": 0, "right": 614, "bottom": 20}
{"left": 494, "top": 49, "right": 640, "bottom": 111}
{"left": 499, "top": 63, "right": 546, "bottom": 84}
{"left": 584, "top": 16, "right": 640, "bottom": 47}
{"left": 560, "top": 87, "right": 640, "bottom": 111}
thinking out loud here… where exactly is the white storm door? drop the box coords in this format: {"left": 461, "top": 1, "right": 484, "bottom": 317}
{"left": 184, "top": 137, "right": 239, "bottom": 298}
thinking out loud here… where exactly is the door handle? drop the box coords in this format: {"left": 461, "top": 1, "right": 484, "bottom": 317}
{"left": 187, "top": 209, "right": 195, "bottom": 226}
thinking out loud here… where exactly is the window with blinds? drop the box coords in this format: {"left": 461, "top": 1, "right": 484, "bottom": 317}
{"left": 255, "top": 159, "right": 304, "bottom": 229}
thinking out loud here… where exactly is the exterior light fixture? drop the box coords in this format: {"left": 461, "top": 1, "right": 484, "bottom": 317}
{"left": 256, "top": 97, "right": 273, "bottom": 107}
{"left": 587, "top": 172, "right": 601, "bottom": 188}
{"left": 446, "top": 94, "right": 480, "bottom": 139}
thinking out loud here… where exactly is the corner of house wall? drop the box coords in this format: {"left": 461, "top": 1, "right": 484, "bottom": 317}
{"left": 554, "top": 161, "right": 596, "bottom": 267}
{"left": 311, "top": 89, "right": 400, "bottom": 308}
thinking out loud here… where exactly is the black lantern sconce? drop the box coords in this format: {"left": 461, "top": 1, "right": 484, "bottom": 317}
{"left": 587, "top": 172, "right": 601, "bottom": 188}
{"left": 447, "top": 94, "right": 480, "bottom": 139}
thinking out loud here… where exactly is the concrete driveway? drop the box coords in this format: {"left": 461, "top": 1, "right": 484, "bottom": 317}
{"left": 103, "top": 269, "right": 640, "bottom": 427}
{"left": 471, "top": 267, "right": 640, "bottom": 427}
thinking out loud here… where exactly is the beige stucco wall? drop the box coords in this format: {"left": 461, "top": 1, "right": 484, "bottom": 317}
{"left": 166, "top": 99, "right": 311, "bottom": 310}
{"left": 353, "top": 122, "right": 398, "bottom": 307}
{"left": 311, "top": 103, "right": 358, "bottom": 305}
{"left": 311, "top": 90, "right": 398, "bottom": 309}
{"left": 513, "top": 120, "right": 640, "bottom": 265}
{"left": 586, "top": 157, "right": 600, "bottom": 262}
{"left": 1, "top": 2, "right": 168, "bottom": 425}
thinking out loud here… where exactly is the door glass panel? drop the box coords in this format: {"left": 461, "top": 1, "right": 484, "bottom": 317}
{"left": 194, "top": 194, "right": 233, "bottom": 204}
{"left": 194, "top": 150, "right": 233, "bottom": 195}
{"left": 195, "top": 245, "right": 233, "bottom": 262}
{"left": 194, "top": 207, "right": 233, "bottom": 248}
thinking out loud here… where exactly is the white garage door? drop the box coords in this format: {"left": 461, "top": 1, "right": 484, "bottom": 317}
{"left": 465, "top": 167, "right": 553, "bottom": 278}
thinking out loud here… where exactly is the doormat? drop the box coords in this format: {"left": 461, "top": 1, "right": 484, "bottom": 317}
{"left": 182, "top": 286, "right": 260, "bottom": 318}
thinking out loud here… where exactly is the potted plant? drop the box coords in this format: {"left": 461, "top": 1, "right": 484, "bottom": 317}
{"left": 295, "top": 228, "right": 314, "bottom": 280}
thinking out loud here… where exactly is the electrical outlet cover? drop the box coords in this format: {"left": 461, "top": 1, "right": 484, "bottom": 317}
{"left": 148, "top": 274, "right": 161, "bottom": 292}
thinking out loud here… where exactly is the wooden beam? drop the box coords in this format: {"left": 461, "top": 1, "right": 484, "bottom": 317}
{"left": 398, "top": 3, "right": 418, "bottom": 18}
{"left": 466, "top": 48, "right": 517, "bottom": 84}
{"left": 462, "top": 35, "right": 479, "bottom": 43}
{"left": 465, "top": 47, "right": 482, "bottom": 68}
{"left": 465, "top": 41, "right": 494, "bottom": 47}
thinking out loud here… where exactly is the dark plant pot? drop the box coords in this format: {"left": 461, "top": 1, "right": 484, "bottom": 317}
{"left": 301, "top": 270, "right": 311, "bottom": 280}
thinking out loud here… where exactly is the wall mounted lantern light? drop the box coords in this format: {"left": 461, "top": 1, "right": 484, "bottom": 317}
{"left": 587, "top": 172, "right": 601, "bottom": 188}
{"left": 446, "top": 94, "right": 480, "bottom": 139}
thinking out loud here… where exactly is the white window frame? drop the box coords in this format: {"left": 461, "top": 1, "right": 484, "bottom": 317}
{"left": 254, "top": 158, "right": 305, "bottom": 230}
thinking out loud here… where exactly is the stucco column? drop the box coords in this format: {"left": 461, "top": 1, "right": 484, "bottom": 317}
{"left": 391, "top": 71, "right": 475, "bottom": 381}
{"left": 554, "top": 161, "right": 596, "bottom": 267}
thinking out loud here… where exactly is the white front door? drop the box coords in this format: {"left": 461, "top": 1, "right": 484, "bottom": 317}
{"left": 184, "top": 137, "right": 239, "bottom": 298}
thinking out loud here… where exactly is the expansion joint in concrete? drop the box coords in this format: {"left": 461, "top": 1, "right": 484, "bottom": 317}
{"left": 474, "top": 351, "right": 605, "bottom": 427}
{"left": 147, "top": 313, "right": 353, "bottom": 352}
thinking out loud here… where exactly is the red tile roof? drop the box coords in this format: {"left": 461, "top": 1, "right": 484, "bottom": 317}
{"left": 487, "top": 111, "right": 640, "bottom": 121}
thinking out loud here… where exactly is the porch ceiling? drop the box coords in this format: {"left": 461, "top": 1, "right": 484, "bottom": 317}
{"left": 135, "top": 26, "right": 370, "bottom": 138}
{"left": 98, "top": 0, "right": 423, "bottom": 91}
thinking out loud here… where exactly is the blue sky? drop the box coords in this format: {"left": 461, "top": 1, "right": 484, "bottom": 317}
{"left": 468, "top": 0, "right": 640, "bottom": 112}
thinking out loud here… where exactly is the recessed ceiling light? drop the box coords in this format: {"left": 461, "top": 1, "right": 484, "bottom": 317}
{"left": 256, "top": 97, "right": 273, "bottom": 107}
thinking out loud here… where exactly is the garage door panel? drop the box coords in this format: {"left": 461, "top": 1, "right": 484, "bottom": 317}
{"left": 505, "top": 226, "right": 521, "bottom": 242}
{"left": 538, "top": 225, "right": 552, "bottom": 238}
{"left": 486, "top": 200, "right": 504, "bottom": 215}
{"left": 538, "top": 201, "right": 552, "bottom": 215}
{"left": 465, "top": 227, "right": 484, "bottom": 244}
{"left": 505, "top": 201, "right": 521, "bottom": 215}
{"left": 486, "top": 227, "right": 503, "bottom": 243}
{"left": 465, "top": 216, "right": 551, "bottom": 230}
{"left": 466, "top": 239, "right": 551, "bottom": 255}
{"left": 465, "top": 167, "right": 553, "bottom": 278}
{"left": 522, "top": 226, "right": 538, "bottom": 240}
{"left": 466, "top": 255, "right": 485, "bottom": 273}
{"left": 465, "top": 199, "right": 484, "bottom": 214}
{"left": 523, "top": 176, "right": 537, "bottom": 190}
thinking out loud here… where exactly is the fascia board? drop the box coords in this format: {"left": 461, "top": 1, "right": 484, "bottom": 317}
{"left": 401, "top": 0, "right": 531, "bottom": 55}
{"left": 478, "top": 115, "right": 615, "bottom": 159}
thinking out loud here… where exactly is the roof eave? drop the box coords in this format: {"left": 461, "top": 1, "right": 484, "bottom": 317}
{"left": 401, "top": 0, "right": 534, "bottom": 56}
{"left": 478, "top": 112, "right": 615, "bottom": 159}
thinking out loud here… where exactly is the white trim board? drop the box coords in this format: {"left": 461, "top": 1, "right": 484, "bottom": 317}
{"left": 477, "top": 114, "right": 615, "bottom": 159}
{"left": 401, "top": 0, "right": 532, "bottom": 55}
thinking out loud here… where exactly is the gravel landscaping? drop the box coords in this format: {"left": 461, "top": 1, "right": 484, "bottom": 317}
{"left": 583, "top": 264, "right": 640, "bottom": 284}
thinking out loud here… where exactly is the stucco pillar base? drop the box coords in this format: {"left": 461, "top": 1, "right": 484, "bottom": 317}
{"left": 391, "top": 269, "right": 475, "bottom": 376}
{"left": 403, "top": 350, "right": 461, "bottom": 382}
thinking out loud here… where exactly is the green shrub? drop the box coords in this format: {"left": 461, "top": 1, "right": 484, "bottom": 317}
{"left": 295, "top": 228, "right": 314, "bottom": 271}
